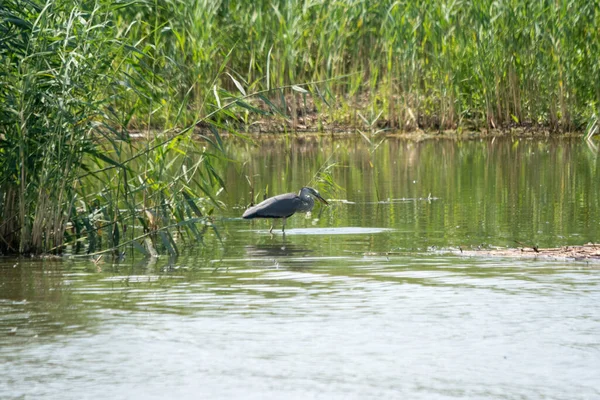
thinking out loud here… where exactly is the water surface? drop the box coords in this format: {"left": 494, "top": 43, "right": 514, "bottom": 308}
{"left": 1, "top": 137, "right": 599, "bottom": 399}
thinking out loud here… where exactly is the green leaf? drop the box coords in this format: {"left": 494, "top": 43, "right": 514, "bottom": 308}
{"left": 87, "top": 149, "right": 127, "bottom": 170}
{"left": 159, "top": 231, "right": 177, "bottom": 256}
{"left": 5, "top": 17, "right": 32, "bottom": 30}
{"left": 257, "top": 94, "right": 283, "bottom": 115}
{"left": 235, "top": 99, "right": 270, "bottom": 115}
{"left": 132, "top": 240, "right": 149, "bottom": 256}
{"left": 182, "top": 190, "right": 203, "bottom": 217}
{"left": 213, "top": 85, "right": 221, "bottom": 108}
{"left": 112, "top": 223, "right": 120, "bottom": 247}
{"left": 211, "top": 225, "right": 223, "bottom": 244}
{"left": 291, "top": 85, "right": 308, "bottom": 93}
{"left": 227, "top": 73, "right": 246, "bottom": 96}
{"left": 208, "top": 123, "right": 224, "bottom": 152}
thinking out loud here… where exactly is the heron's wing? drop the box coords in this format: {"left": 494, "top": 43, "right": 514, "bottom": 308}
{"left": 242, "top": 193, "right": 301, "bottom": 219}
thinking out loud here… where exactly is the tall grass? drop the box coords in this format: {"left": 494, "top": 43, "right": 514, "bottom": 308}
{"left": 0, "top": 0, "right": 121, "bottom": 253}
{"left": 1, "top": 0, "right": 598, "bottom": 254}
{"left": 0, "top": 0, "right": 230, "bottom": 255}
{"left": 114, "top": 0, "right": 599, "bottom": 132}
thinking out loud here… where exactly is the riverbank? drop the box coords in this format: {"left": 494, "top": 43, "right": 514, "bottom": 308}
{"left": 457, "top": 243, "right": 600, "bottom": 263}
{"left": 194, "top": 92, "right": 594, "bottom": 139}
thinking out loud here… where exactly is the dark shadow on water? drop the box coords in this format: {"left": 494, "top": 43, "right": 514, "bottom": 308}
{"left": 244, "top": 243, "right": 310, "bottom": 258}
{"left": 243, "top": 241, "right": 318, "bottom": 269}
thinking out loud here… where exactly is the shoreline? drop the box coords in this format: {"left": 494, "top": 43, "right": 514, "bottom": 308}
{"left": 456, "top": 243, "right": 600, "bottom": 263}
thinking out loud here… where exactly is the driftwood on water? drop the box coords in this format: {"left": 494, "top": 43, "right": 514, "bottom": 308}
{"left": 458, "top": 243, "right": 600, "bottom": 262}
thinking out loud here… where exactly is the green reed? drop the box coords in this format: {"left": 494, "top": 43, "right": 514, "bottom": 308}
{"left": 0, "top": 0, "right": 120, "bottom": 253}
{"left": 0, "top": 0, "right": 233, "bottom": 255}
{"left": 1, "top": 0, "right": 598, "bottom": 255}
{"left": 115, "top": 0, "right": 599, "bottom": 132}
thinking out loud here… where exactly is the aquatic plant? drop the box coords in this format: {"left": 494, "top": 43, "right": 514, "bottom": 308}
{"left": 113, "top": 0, "right": 600, "bottom": 132}
{"left": 0, "top": 0, "right": 230, "bottom": 255}
{"left": 0, "top": 0, "right": 122, "bottom": 253}
{"left": 2, "top": 0, "right": 599, "bottom": 255}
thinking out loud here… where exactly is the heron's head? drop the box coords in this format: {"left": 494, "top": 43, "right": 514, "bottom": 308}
{"left": 300, "top": 187, "right": 329, "bottom": 205}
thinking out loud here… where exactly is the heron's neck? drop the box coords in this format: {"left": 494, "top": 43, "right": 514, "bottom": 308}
{"left": 297, "top": 194, "right": 314, "bottom": 212}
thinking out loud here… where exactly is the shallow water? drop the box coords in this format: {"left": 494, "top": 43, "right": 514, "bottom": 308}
{"left": 1, "top": 137, "right": 599, "bottom": 399}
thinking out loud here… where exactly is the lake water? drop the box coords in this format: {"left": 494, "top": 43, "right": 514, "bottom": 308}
{"left": 1, "top": 137, "right": 599, "bottom": 399}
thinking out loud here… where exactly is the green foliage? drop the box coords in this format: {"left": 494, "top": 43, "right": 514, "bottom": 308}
{"left": 111, "top": 0, "right": 600, "bottom": 131}
{"left": 0, "top": 0, "right": 120, "bottom": 253}
{"left": 0, "top": 0, "right": 228, "bottom": 255}
{"left": 1, "top": 0, "right": 598, "bottom": 255}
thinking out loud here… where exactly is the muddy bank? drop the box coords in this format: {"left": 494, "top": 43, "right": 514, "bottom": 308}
{"left": 457, "top": 243, "right": 600, "bottom": 262}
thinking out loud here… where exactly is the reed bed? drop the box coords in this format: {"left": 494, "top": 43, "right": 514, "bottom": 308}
{"left": 118, "top": 0, "right": 600, "bottom": 132}
{"left": 1, "top": 0, "right": 598, "bottom": 255}
{"left": 0, "top": 0, "right": 228, "bottom": 255}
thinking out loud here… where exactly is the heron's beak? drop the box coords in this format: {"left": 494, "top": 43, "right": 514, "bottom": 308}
{"left": 316, "top": 194, "right": 329, "bottom": 205}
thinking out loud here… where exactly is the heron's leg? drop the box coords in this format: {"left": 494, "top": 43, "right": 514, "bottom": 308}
{"left": 282, "top": 217, "right": 286, "bottom": 232}
{"left": 269, "top": 224, "right": 274, "bottom": 234}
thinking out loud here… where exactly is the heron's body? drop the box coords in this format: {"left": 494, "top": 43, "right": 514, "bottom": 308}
{"left": 243, "top": 187, "right": 328, "bottom": 232}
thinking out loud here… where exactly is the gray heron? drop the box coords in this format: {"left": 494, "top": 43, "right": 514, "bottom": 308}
{"left": 242, "top": 187, "right": 329, "bottom": 233}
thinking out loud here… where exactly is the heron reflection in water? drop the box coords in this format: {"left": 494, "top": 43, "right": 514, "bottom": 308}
{"left": 242, "top": 187, "right": 329, "bottom": 233}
